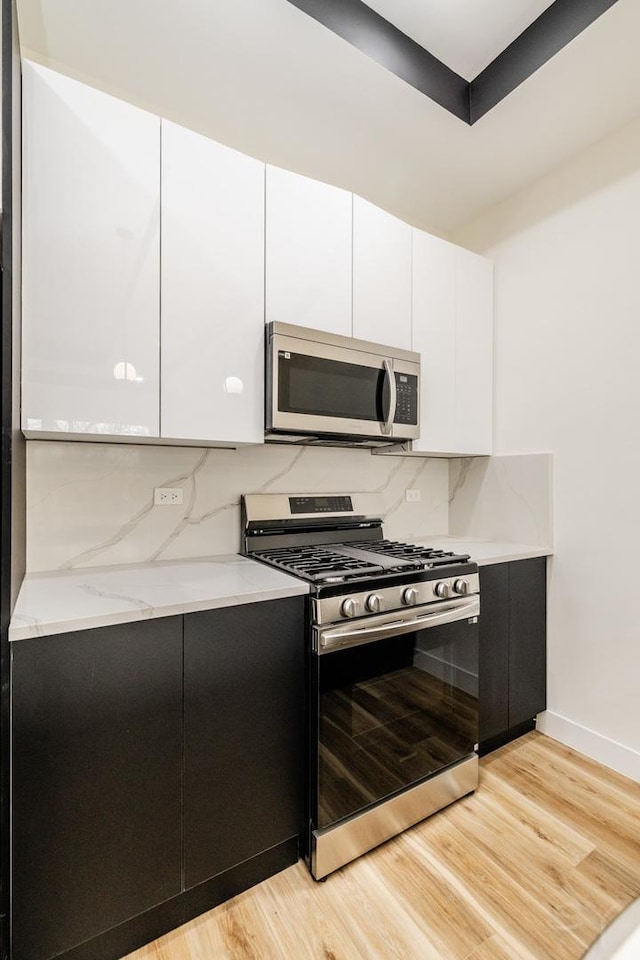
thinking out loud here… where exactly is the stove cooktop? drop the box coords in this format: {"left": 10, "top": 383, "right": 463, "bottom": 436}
{"left": 253, "top": 540, "right": 471, "bottom": 585}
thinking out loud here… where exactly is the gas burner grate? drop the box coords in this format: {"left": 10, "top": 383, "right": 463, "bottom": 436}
{"left": 349, "top": 540, "right": 471, "bottom": 567}
{"left": 253, "top": 545, "right": 384, "bottom": 583}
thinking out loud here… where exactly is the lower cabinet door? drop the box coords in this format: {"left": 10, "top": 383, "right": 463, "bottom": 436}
{"left": 508, "top": 558, "right": 547, "bottom": 728}
{"left": 184, "top": 597, "right": 305, "bottom": 889}
{"left": 478, "top": 563, "right": 510, "bottom": 744}
{"left": 11, "top": 618, "right": 183, "bottom": 960}
{"left": 478, "top": 559, "right": 547, "bottom": 750}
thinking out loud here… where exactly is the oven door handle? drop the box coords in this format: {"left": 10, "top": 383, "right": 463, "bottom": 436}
{"left": 381, "top": 359, "right": 397, "bottom": 436}
{"left": 316, "top": 596, "right": 480, "bottom": 654}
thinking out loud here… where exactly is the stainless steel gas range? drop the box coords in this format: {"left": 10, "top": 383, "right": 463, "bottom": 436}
{"left": 242, "top": 492, "right": 480, "bottom": 879}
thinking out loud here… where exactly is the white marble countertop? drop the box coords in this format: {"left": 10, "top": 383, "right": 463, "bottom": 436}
{"left": 416, "top": 536, "right": 553, "bottom": 566}
{"left": 9, "top": 555, "right": 309, "bottom": 642}
{"left": 9, "top": 539, "right": 553, "bottom": 642}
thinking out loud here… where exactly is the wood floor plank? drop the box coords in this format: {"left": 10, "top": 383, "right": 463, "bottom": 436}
{"left": 359, "top": 830, "right": 493, "bottom": 960}
{"left": 479, "top": 765, "right": 596, "bottom": 864}
{"left": 485, "top": 741, "right": 640, "bottom": 870}
{"left": 465, "top": 933, "right": 522, "bottom": 960}
{"left": 409, "top": 809, "right": 587, "bottom": 959}
{"left": 440, "top": 791, "right": 619, "bottom": 948}
{"left": 124, "top": 733, "right": 640, "bottom": 960}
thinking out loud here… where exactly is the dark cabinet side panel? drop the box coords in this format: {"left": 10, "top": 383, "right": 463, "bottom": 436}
{"left": 508, "top": 558, "right": 547, "bottom": 727}
{"left": 184, "top": 597, "right": 305, "bottom": 890}
{"left": 11, "top": 617, "right": 183, "bottom": 960}
{"left": 478, "top": 563, "right": 510, "bottom": 744}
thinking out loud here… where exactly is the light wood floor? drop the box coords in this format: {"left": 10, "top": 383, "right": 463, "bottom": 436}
{"left": 124, "top": 733, "right": 640, "bottom": 960}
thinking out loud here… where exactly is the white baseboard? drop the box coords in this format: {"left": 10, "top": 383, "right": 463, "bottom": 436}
{"left": 536, "top": 711, "right": 640, "bottom": 783}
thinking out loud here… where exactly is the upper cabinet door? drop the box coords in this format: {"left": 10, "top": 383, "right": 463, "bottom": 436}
{"left": 22, "top": 61, "right": 160, "bottom": 439}
{"left": 455, "top": 248, "right": 493, "bottom": 455}
{"left": 411, "top": 231, "right": 456, "bottom": 454}
{"left": 161, "top": 121, "right": 265, "bottom": 445}
{"left": 410, "top": 231, "right": 493, "bottom": 457}
{"left": 352, "top": 196, "right": 412, "bottom": 350}
{"left": 266, "top": 167, "right": 352, "bottom": 337}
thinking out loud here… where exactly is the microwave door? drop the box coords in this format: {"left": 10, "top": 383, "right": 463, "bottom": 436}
{"left": 270, "top": 336, "right": 388, "bottom": 439}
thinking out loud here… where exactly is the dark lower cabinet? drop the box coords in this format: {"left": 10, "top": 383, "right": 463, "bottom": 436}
{"left": 508, "top": 559, "right": 547, "bottom": 728}
{"left": 183, "top": 597, "right": 305, "bottom": 889}
{"left": 11, "top": 617, "right": 183, "bottom": 960}
{"left": 479, "top": 558, "right": 547, "bottom": 753}
{"left": 11, "top": 596, "right": 306, "bottom": 960}
{"left": 478, "top": 563, "right": 510, "bottom": 743}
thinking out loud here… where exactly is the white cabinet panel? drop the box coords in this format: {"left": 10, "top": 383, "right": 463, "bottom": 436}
{"left": 161, "top": 121, "right": 265, "bottom": 445}
{"left": 455, "top": 248, "right": 493, "bottom": 455}
{"left": 353, "top": 196, "right": 412, "bottom": 350}
{"left": 22, "top": 61, "right": 160, "bottom": 438}
{"left": 408, "top": 231, "right": 493, "bottom": 457}
{"left": 266, "top": 167, "right": 352, "bottom": 336}
{"left": 412, "top": 231, "right": 456, "bottom": 453}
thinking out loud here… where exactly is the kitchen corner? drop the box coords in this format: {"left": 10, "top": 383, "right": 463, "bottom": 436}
{"left": 427, "top": 450, "right": 554, "bottom": 564}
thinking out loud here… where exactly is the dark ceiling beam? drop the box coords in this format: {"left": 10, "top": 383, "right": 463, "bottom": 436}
{"left": 285, "top": 0, "right": 470, "bottom": 123}
{"left": 470, "top": 0, "right": 622, "bottom": 123}
{"left": 286, "top": 0, "right": 622, "bottom": 126}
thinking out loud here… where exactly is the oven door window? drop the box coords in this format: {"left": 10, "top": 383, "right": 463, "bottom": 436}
{"left": 278, "top": 352, "right": 386, "bottom": 422}
{"left": 314, "top": 619, "right": 478, "bottom": 831}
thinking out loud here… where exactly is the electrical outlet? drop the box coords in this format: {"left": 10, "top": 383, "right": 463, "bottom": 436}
{"left": 405, "top": 489, "right": 421, "bottom": 503}
{"left": 154, "top": 487, "right": 183, "bottom": 506}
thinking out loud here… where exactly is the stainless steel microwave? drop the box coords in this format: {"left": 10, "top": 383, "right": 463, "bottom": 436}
{"left": 265, "top": 322, "right": 420, "bottom": 447}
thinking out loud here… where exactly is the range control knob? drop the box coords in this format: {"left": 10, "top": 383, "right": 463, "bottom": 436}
{"left": 435, "top": 581, "right": 452, "bottom": 599}
{"left": 341, "top": 597, "right": 361, "bottom": 619}
{"left": 402, "top": 587, "right": 419, "bottom": 606}
{"left": 453, "top": 579, "right": 470, "bottom": 596}
{"left": 366, "top": 593, "right": 384, "bottom": 613}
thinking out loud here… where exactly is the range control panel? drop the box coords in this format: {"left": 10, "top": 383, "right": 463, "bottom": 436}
{"left": 289, "top": 496, "right": 354, "bottom": 514}
{"left": 313, "top": 572, "right": 480, "bottom": 625}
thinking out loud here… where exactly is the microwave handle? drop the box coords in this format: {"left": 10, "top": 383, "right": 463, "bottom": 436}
{"left": 381, "top": 360, "right": 397, "bottom": 436}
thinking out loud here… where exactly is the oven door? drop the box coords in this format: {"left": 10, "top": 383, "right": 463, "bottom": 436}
{"left": 268, "top": 330, "right": 419, "bottom": 441}
{"left": 310, "top": 596, "right": 479, "bottom": 840}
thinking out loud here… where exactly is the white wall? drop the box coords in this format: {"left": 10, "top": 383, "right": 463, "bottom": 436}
{"left": 455, "top": 114, "right": 640, "bottom": 781}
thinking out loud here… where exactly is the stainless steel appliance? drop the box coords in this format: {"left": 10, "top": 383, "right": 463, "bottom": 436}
{"left": 242, "top": 492, "right": 479, "bottom": 879}
{"left": 265, "top": 322, "right": 420, "bottom": 447}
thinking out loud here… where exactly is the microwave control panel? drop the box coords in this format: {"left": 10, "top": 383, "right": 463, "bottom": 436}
{"left": 394, "top": 373, "right": 418, "bottom": 425}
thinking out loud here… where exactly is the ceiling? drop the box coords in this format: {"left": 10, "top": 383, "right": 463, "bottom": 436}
{"left": 15, "top": 0, "right": 640, "bottom": 237}
{"left": 361, "top": 0, "right": 556, "bottom": 81}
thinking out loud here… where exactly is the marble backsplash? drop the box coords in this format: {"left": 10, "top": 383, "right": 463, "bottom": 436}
{"left": 449, "top": 454, "right": 553, "bottom": 547}
{"left": 26, "top": 441, "right": 450, "bottom": 572}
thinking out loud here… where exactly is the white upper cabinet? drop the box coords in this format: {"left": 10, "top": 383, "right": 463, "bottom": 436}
{"left": 411, "top": 231, "right": 457, "bottom": 454}
{"left": 22, "top": 61, "right": 160, "bottom": 438}
{"left": 266, "top": 167, "right": 352, "bottom": 336}
{"left": 161, "top": 121, "right": 265, "bottom": 445}
{"left": 21, "top": 61, "right": 492, "bottom": 454}
{"left": 411, "top": 230, "right": 493, "bottom": 456}
{"left": 352, "top": 196, "right": 412, "bottom": 350}
{"left": 454, "top": 247, "right": 493, "bottom": 455}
